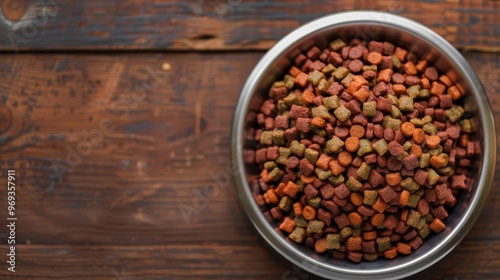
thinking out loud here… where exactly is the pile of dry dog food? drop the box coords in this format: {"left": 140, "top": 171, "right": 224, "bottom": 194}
{"left": 246, "top": 38, "right": 479, "bottom": 262}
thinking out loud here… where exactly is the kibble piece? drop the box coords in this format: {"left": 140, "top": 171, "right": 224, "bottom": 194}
{"left": 429, "top": 218, "right": 446, "bottom": 233}
{"left": 334, "top": 105, "right": 352, "bottom": 122}
{"left": 363, "top": 190, "right": 378, "bottom": 206}
{"left": 326, "top": 234, "right": 341, "bottom": 249}
{"left": 406, "top": 210, "right": 421, "bottom": 228}
{"left": 346, "top": 177, "right": 363, "bottom": 192}
{"left": 363, "top": 101, "right": 377, "bottom": 117}
{"left": 357, "top": 162, "right": 372, "bottom": 181}
{"left": 325, "top": 136, "right": 345, "bottom": 154}
{"left": 307, "top": 220, "right": 325, "bottom": 234}
{"left": 289, "top": 227, "right": 306, "bottom": 243}
{"left": 357, "top": 139, "right": 373, "bottom": 157}
{"left": 279, "top": 217, "right": 296, "bottom": 233}
{"left": 376, "top": 237, "right": 392, "bottom": 252}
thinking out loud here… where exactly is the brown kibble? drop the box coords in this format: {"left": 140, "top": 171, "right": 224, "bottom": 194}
{"left": 338, "top": 151, "right": 353, "bottom": 167}
{"left": 400, "top": 122, "right": 415, "bottom": 137}
{"left": 412, "top": 128, "right": 426, "bottom": 144}
{"left": 348, "top": 212, "right": 363, "bottom": 228}
{"left": 396, "top": 242, "right": 412, "bottom": 255}
{"left": 426, "top": 135, "right": 441, "bottom": 149}
{"left": 303, "top": 205, "right": 317, "bottom": 220}
{"left": 367, "top": 52, "right": 383, "bottom": 65}
{"left": 350, "top": 125, "right": 366, "bottom": 138}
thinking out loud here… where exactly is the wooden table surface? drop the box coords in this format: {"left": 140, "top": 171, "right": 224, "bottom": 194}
{"left": 0, "top": 1, "right": 498, "bottom": 279}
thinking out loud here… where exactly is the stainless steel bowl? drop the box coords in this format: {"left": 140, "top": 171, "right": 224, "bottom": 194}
{"left": 231, "top": 11, "right": 496, "bottom": 280}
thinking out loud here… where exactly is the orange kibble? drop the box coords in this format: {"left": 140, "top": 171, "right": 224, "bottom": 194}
{"left": 400, "top": 122, "right": 415, "bottom": 137}
{"left": 430, "top": 81, "right": 446, "bottom": 95}
{"left": 301, "top": 90, "right": 315, "bottom": 105}
{"left": 350, "top": 193, "right": 364, "bottom": 207}
{"left": 426, "top": 135, "right": 441, "bottom": 149}
{"left": 392, "top": 84, "right": 406, "bottom": 95}
{"left": 345, "top": 136, "right": 360, "bottom": 153}
{"left": 396, "top": 242, "right": 412, "bottom": 255}
{"left": 447, "top": 85, "right": 462, "bottom": 100}
{"left": 459, "top": 134, "right": 469, "bottom": 148}
{"left": 263, "top": 189, "right": 279, "bottom": 205}
{"left": 353, "top": 87, "right": 370, "bottom": 102}
{"left": 412, "top": 128, "right": 426, "bottom": 144}
{"left": 283, "top": 181, "right": 300, "bottom": 197}
{"left": 409, "top": 144, "right": 423, "bottom": 158}
{"left": 367, "top": 52, "right": 383, "bottom": 65}
{"left": 401, "top": 208, "right": 409, "bottom": 222}
{"left": 404, "top": 61, "right": 418, "bottom": 76}
{"left": 350, "top": 125, "right": 366, "bottom": 139}
{"left": 372, "top": 197, "right": 388, "bottom": 213}
{"left": 352, "top": 75, "right": 369, "bottom": 85}
{"left": 346, "top": 236, "right": 363, "bottom": 251}
{"left": 439, "top": 75, "right": 453, "bottom": 87}
{"left": 279, "top": 217, "right": 296, "bottom": 233}
{"left": 347, "top": 80, "right": 363, "bottom": 94}
{"left": 377, "top": 68, "right": 393, "bottom": 83}
{"left": 311, "top": 117, "right": 326, "bottom": 128}
{"left": 289, "top": 66, "right": 302, "bottom": 77}
{"left": 329, "top": 159, "right": 346, "bottom": 176}
{"left": 384, "top": 247, "right": 398, "bottom": 259}
{"left": 275, "top": 182, "right": 286, "bottom": 197}
{"left": 420, "top": 77, "right": 430, "bottom": 89}
{"left": 300, "top": 174, "right": 316, "bottom": 184}
{"left": 337, "top": 151, "right": 353, "bottom": 167}
{"left": 316, "top": 154, "right": 331, "bottom": 170}
{"left": 430, "top": 155, "right": 446, "bottom": 169}
{"left": 315, "top": 238, "right": 328, "bottom": 253}
{"left": 371, "top": 213, "right": 385, "bottom": 227}
{"left": 415, "top": 60, "right": 428, "bottom": 73}
{"left": 260, "top": 169, "right": 271, "bottom": 183}
{"left": 399, "top": 190, "right": 410, "bottom": 206}
{"left": 302, "top": 205, "right": 317, "bottom": 220}
{"left": 386, "top": 173, "right": 402, "bottom": 186}
{"left": 295, "top": 72, "right": 309, "bottom": 87}
{"left": 293, "top": 202, "right": 303, "bottom": 216}
{"left": 362, "top": 231, "right": 378, "bottom": 240}
{"left": 348, "top": 212, "right": 363, "bottom": 228}
{"left": 429, "top": 218, "right": 446, "bottom": 233}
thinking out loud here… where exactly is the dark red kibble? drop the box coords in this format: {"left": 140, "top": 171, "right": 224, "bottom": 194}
{"left": 341, "top": 46, "right": 351, "bottom": 59}
{"left": 255, "top": 148, "right": 267, "bottom": 164}
{"left": 312, "top": 134, "right": 326, "bottom": 146}
{"left": 270, "top": 206, "right": 283, "bottom": 220}
{"left": 432, "top": 205, "right": 449, "bottom": 220}
{"left": 348, "top": 252, "right": 363, "bottom": 263}
{"left": 408, "top": 236, "right": 423, "bottom": 250}
{"left": 327, "top": 52, "right": 343, "bottom": 67}
{"left": 395, "top": 221, "right": 410, "bottom": 234}
{"left": 353, "top": 113, "right": 369, "bottom": 127}
{"left": 349, "top": 47, "right": 363, "bottom": 59}
{"left": 341, "top": 202, "right": 356, "bottom": 212}
{"left": 401, "top": 168, "right": 415, "bottom": 177}
{"left": 369, "top": 41, "right": 384, "bottom": 53}
{"left": 424, "top": 67, "right": 438, "bottom": 81}
{"left": 368, "top": 170, "right": 384, "bottom": 188}
{"left": 294, "top": 54, "right": 307, "bottom": 67}
{"left": 334, "top": 126, "right": 350, "bottom": 139}
{"left": 320, "top": 184, "right": 336, "bottom": 199}
{"left": 394, "top": 130, "right": 406, "bottom": 145}
{"left": 335, "top": 184, "right": 351, "bottom": 199}
{"left": 402, "top": 154, "right": 419, "bottom": 170}
{"left": 358, "top": 205, "right": 376, "bottom": 217}
{"left": 373, "top": 124, "right": 384, "bottom": 138}
{"left": 362, "top": 241, "right": 377, "bottom": 253}
{"left": 383, "top": 42, "right": 395, "bottom": 55}
{"left": 317, "top": 208, "right": 332, "bottom": 226}
{"left": 390, "top": 233, "right": 402, "bottom": 242}
{"left": 300, "top": 139, "right": 312, "bottom": 147}
{"left": 379, "top": 186, "right": 398, "bottom": 203}
{"left": 365, "top": 154, "right": 377, "bottom": 165}
{"left": 349, "top": 59, "right": 364, "bottom": 73}
{"left": 413, "top": 169, "right": 429, "bottom": 185}
{"left": 324, "top": 200, "right": 340, "bottom": 214}
{"left": 387, "top": 156, "right": 403, "bottom": 171}
{"left": 428, "top": 96, "right": 439, "bottom": 108}
{"left": 363, "top": 70, "right": 377, "bottom": 80}
{"left": 299, "top": 158, "right": 315, "bottom": 176}
{"left": 377, "top": 155, "right": 387, "bottom": 168}
{"left": 305, "top": 236, "right": 315, "bottom": 247}
{"left": 307, "top": 46, "right": 322, "bottom": 60}
{"left": 341, "top": 91, "right": 355, "bottom": 101}
{"left": 403, "top": 229, "right": 417, "bottom": 241}
{"left": 319, "top": 49, "right": 331, "bottom": 62}
{"left": 380, "top": 56, "right": 393, "bottom": 69}
{"left": 301, "top": 59, "right": 312, "bottom": 72}
{"left": 334, "top": 213, "right": 351, "bottom": 229}
{"left": 376, "top": 96, "right": 392, "bottom": 112}
{"left": 289, "top": 105, "right": 310, "bottom": 118}
{"left": 371, "top": 110, "right": 385, "bottom": 124}
{"left": 439, "top": 94, "right": 453, "bottom": 109}
{"left": 326, "top": 82, "right": 344, "bottom": 95}
{"left": 346, "top": 99, "right": 362, "bottom": 114}
{"left": 267, "top": 146, "right": 279, "bottom": 161}
{"left": 392, "top": 73, "right": 405, "bottom": 84}
{"left": 285, "top": 127, "right": 298, "bottom": 141}
{"left": 333, "top": 251, "right": 346, "bottom": 260}
{"left": 304, "top": 184, "right": 319, "bottom": 199}
{"left": 363, "top": 221, "right": 374, "bottom": 231}
{"left": 308, "top": 60, "right": 326, "bottom": 71}
{"left": 373, "top": 82, "right": 388, "bottom": 97}
{"left": 405, "top": 76, "right": 420, "bottom": 86}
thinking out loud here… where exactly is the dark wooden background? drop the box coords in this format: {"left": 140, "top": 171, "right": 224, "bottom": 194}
{"left": 0, "top": 0, "right": 498, "bottom": 279}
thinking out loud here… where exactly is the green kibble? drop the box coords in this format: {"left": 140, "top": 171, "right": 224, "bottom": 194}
{"left": 346, "top": 176, "right": 363, "bottom": 191}
{"left": 272, "top": 129, "right": 286, "bottom": 146}
{"left": 310, "top": 126, "right": 326, "bottom": 137}
{"left": 326, "top": 234, "right": 341, "bottom": 249}
{"left": 279, "top": 196, "right": 293, "bottom": 212}
{"left": 403, "top": 141, "right": 412, "bottom": 151}
{"left": 363, "top": 190, "right": 378, "bottom": 206}
{"left": 406, "top": 210, "right": 421, "bottom": 228}
{"left": 424, "top": 213, "right": 434, "bottom": 223}
{"left": 290, "top": 140, "right": 306, "bottom": 157}
{"left": 305, "top": 148, "right": 319, "bottom": 164}
{"left": 363, "top": 101, "right": 377, "bottom": 117}
{"left": 315, "top": 167, "right": 333, "bottom": 180}
{"left": 399, "top": 95, "right": 414, "bottom": 112}
{"left": 397, "top": 151, "right": 409, "bottom": 161}
{"left": 423, "top": 123, "right": 437, "bottom": 135}
{"left": 317, "top": 79, "right": 330, "bottom": 93}
{"left": 410, "top": 118, "right": 424, "bottom": 127}
{"left": 463, "top": 96, "right": 476, "bottom": 112}
{"left": 308, "top": 70, "right": 325, "bottom": 86}
{"left": 407, "top": 85, "right": 421, "bottom": 99}
{"left": 401, "top": 177, "right": 419, "bottom": 192}
{"left": 376, "top": 237, "right": 392, "bottom": 252}
{"left": 284, "top": 75, "right": 295, "bottom": 89}
{"left": 269, "top": 167, "right": 284, "bottom": 182}
{"left": 408, "top": 194, "right": 421, "bottom": 208}
{"left": 325, "top": 136, "right": 345, "bottom": 154}
{"left": 323, "top": 95, "right": 340, "bottom": 110}
{"left": 283, "top": 93, "right": 299, "bottom": 105}
{"left": 341, "top": 73, "right": 355, "bottom": 88}
{"left": 308, "top": 197, "right": 322, "bottom": 208}
{"left": 418, "top": 223, "right": 431, "bottom": 239}
{"left": 289, "top": 227, "right": 306, "bottom": 243}
{"left": 260, "top": 131, "right": 273, "bottom": 145}
{"left": 272, "top": 81, "right": 285, "bottom": 88}
{"left": 392, "top": 55, "right": 401, "bottom": 68}
{"left": 276, "top": 147, "right": 291, "bottom": 165}
{"left": 312, "top": 105, "right": 330, "bottom": 119}
{"left": 264, "top": 161, "right": 277, "bottom": 171}
{"left": 322, "top": 64, "right": 336, "bottom": 75}
{"left": 334, "top": 104, "right": 352, "bottom": 122}
{"left": 390, "top": 105, "right": 403, "bottom": 119}
{"left": 388, "top": 94, "right": 399, "bottom": 106}
{"left": 460, "top": 119, "right": 473, "bottom": 133}
{"left": 328, "top": 174, "right": 345, "bottom": 186}
{"left": 357, "top": 162, "right": 372, "bottom": 181}
{"left": 429, "top": 146, "right": 443, "bottom": 156}
{"left": 363, "top": 65, "right": 377, "bottom": 72}
{"left": 438, "top": 153, "right": 449, "bottom": 167}
{"left": 445, "top": 105, "right": 465, "bottom": 123}
{"left": 427, "top": 168, "right": 440, "bottom": 185}
{"left": 382, "top": 116, "right": 402, "bottom": 130}
{"left": 333, "top": 66, "right": 350, "bottom": 80}
{"left": 357, "top": 139, "right": 373, "bottom": 157}
{"left": 330, "top": 39, "right": 346, "bottom": 51}
{"left": 295, "top": 216, "right": 309, "bottom": 228}
{"left": 307, "top": 220, "right": 325, "bottom": 234}
{"left": 416, "top": 217, "right": 427, "bottom": 231}
{"left": 363, "top": 253, "right": 379, "bottom": 262}
{"left": 352, "top": 227, "right": 362, "bottom": 236}
{"left": 438, "top": 166, "right": 455, "bottom": 176}
{"left": 372, "top": 138, "right": 389, "bottom": 156}
{"left": 421, "top": 115, "right": 432, "bottom": 124}
{"left": 340, "top": 226, "right": 354, "bottom": 238}
{"left": 419, "top": 89, "right": 430, "bottom": 99}
{"left": 277, "top": 100, "right": 288, "bottom": 111}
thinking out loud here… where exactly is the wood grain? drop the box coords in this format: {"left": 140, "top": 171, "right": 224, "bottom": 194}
{"left": 0, "top": 52, "right": 498, "bottom": 279}
{"left": 0, "top": 0, "right": 498, "bottom": 51}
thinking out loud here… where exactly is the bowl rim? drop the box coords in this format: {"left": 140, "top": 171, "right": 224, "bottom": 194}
{"left": 231, "top": 11, "right": 496, "bottom": 280}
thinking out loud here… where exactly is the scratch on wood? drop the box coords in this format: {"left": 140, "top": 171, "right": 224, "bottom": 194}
{"left": 111, "top": 183, "right": 162, "bottom": 208}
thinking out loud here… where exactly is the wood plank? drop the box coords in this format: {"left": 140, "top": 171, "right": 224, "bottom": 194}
{"left": 0, "top": 0, "right": 498, "bottom": 51}
{"left": 0, "top": 240, "right": 499, "bottom": 279}
{"left": 0, "top": 52, "right": 498, "bottom": 279}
